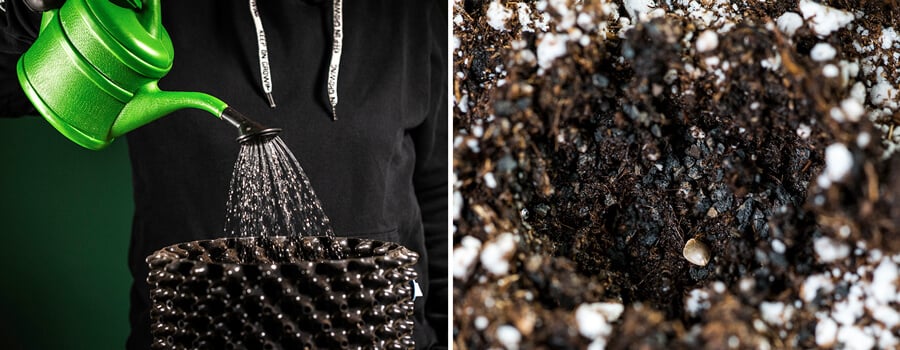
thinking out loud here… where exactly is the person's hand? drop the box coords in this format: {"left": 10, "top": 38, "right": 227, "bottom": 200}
{"left": 23, "top": 0, "right": 65, "bottom": 12}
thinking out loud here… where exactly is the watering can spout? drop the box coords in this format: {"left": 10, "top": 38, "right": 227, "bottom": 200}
{"left": 111, "top": 84, "right": 281, "bottom": 144}
{"left": 110, "top": 83, "right": 228, "bottom": 138}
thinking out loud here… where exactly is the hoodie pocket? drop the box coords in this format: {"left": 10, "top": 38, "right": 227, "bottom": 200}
{"left": 346, "top": 227, "right": 400, "bottom": 244}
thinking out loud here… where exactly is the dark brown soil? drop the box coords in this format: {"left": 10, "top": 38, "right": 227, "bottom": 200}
{"left": 453, "top": 1, "right": 900, "bottom": 349}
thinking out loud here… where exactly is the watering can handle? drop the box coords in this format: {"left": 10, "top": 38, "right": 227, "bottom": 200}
{"left": 23, "top": 0, "right": 65, "bottom": 12}
{"left": 24, "top": 0, "right": 143, "bottom": 12}
{"left": 109, "top": 0, "right": 143, "bottom": 10}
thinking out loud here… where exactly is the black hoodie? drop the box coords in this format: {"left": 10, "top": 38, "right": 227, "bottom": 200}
{"left": 0, "top": 1, "right": 448, "bottom": 348}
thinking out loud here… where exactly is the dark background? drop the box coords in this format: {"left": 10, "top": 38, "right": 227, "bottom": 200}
{"left": 0, "top": 116, "right": 132, "bottom": 349}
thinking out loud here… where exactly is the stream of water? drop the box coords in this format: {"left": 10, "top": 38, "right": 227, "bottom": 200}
{"left": 223, "top": 135, "right": 336, "bottom": 244}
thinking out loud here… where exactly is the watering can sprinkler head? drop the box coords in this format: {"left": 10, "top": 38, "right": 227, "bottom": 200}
{"left": 221, "top": 107, "right": 282, "bottom": 143}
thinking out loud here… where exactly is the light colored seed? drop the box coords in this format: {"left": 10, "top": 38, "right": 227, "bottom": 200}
{"left": 683, "top": 238, "right": 711, "bottom": 266}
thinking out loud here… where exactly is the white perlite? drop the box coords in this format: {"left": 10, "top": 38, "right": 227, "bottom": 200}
{"left": 486, "top": 1, "right": 513, "bottom": 31}
{"left": 850, "top": 82, "right": 867, "bottom": 104}
{"left": 870, "top": 79, "right": 898, "bottom": 108}
{"left": 457, "top": 93, "right": 470, "bottom": 113}
{"left": 545, "top": 0, "right": 576, "bottom": 30}
{"left": 796, "top": 123, "right": 812, "bottom": 139}
{"left": 536, "top": 32, "right": 569, "bottom": 70}
{"left": 776, "top": 12, "right": 803, "bottom": 36}
{"left": 833, "top": 289, "right": 864, "bottom": 326}
{"left": 772, "top": 239, "right": 786, "bottom": 254}
{"left": 803, "top": 245, "right": 900, "bottom": 347}
{"left": 824, "top": 143, "right": 853, "bottom": 183}
{"left": 830, "top": 107, "right": 846, "bottom": 123}
{"left": 840, "top": 98, "right": 864, "bottom": 122}
{"left": 686, "top": 288, "right": 711, "bottom": 316}
{"left": 581, "top": 302, "right": 624, "bottom": 323}
{"left": 452, "top": 171, "right": 463, "bottom": 220}
{"left": 857, "top": 132, "right": 870, "bottom": 148}
{"left": 712, "top": 281, "right": 725, "bottom": 294}
{"left": 623, "top": 0, "right": 656, "bottom": 21}
{"left": 802, "top": 273, "right": 834, "bottom": 302}
{"left": 575, "top": 303, "right": 620, "bottom": 339}
{"left": 872, "top": 306, "right": 900, "bottom": 332}
{"left": 453, "top": 189, "right": 464, "bottom": 220}
{"left": 496, "top": 325, "right": 522, "bottom": 350}
{"left": 577, "top": 13, "right": 593, "bottom": 31}
{"left": 822, "top": 64, "right": 839, "bottom": 78}
{"left": 695, "top": 30, "right": 718, "bottom": 53}
{"left": 814, "top": 237, "right": 850, "bottom": 263}
{"left": 483, "top": 172, "right": 498, "bottom": 189}
{"left": 810, "top": 43, "right": 837, "bottom": 61}
{"left": 453, "top": 236, "right": 482, "bottom": 279}
{"left": 882, "top": 27, "right": 898, "bottom": 49}
{"left": 798, "top": 0, "right": 854, "bottom": 37}
{"left": 474, "top": 316, "right": 489, "bottom": 330}
{"left": 806, "top": 253, "right": 900, "bottom": 349}
{"left": 517, "top": 3, "right": 533, "bottom": 32}
{"left": 831, "top": 98, "right": 864, "bottom": 123}
{"left": 871, "top": 259, "right": 898, "bottom": 305}
{"left": 587, "top": 339, "right": 607, "bottom": 350}
{"left": 816, "top": 317, "right": 838, "bottom": 347}
{"left": 480, "top": 232, "right": 517, "bottom": 275}
{"left": 837, "top": 325, "right": 875, "bottom": 350}
{"left": 760, "top": 301, "right": 794, "bottom": 326}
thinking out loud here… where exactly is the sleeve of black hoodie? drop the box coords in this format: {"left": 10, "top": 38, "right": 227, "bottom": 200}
{"left": 0, "top": 1, "right": 40, "bottom": 117}
{"left": 413, "top": 1, "right": 448, "bottom": 347}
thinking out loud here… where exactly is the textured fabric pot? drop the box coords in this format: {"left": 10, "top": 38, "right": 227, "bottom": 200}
{"left": 146, "top": 236, "right": 418, "bottom": 349}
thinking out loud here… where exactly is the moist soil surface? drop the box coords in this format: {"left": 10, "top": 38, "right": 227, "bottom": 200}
{"left": 453, "top": 1, "right": 900, "bottom": 349}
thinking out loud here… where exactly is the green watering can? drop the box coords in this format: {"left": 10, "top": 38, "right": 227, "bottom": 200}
{"left": 17, "top": 0, "right": 278, "bottom": 150}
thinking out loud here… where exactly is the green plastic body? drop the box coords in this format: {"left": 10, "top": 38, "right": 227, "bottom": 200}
{"left": 16, "top": 0, "right": 227, "bottom": 150}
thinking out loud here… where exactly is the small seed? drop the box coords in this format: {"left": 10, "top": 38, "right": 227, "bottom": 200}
{"left": 683, "top": 238, "right": 710, "bottom": 266}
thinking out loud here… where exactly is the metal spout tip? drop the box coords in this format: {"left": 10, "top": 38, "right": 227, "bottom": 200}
{"left": 220, "top": 107, "right": 281, "bottom": 144}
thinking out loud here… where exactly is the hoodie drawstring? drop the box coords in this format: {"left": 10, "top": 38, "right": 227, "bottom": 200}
{"left": 248, "top": 0, "right": 343, "bottom": 121}
{"left": 248, "top": 0, "right": 275, "bottom": 108}
{"left": 327, "top": 0, "right": 342, "bottom": 120}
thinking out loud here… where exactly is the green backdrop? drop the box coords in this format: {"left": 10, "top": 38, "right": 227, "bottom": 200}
{"left": 0, "top": 116, "right": 132, "bottom": 349}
